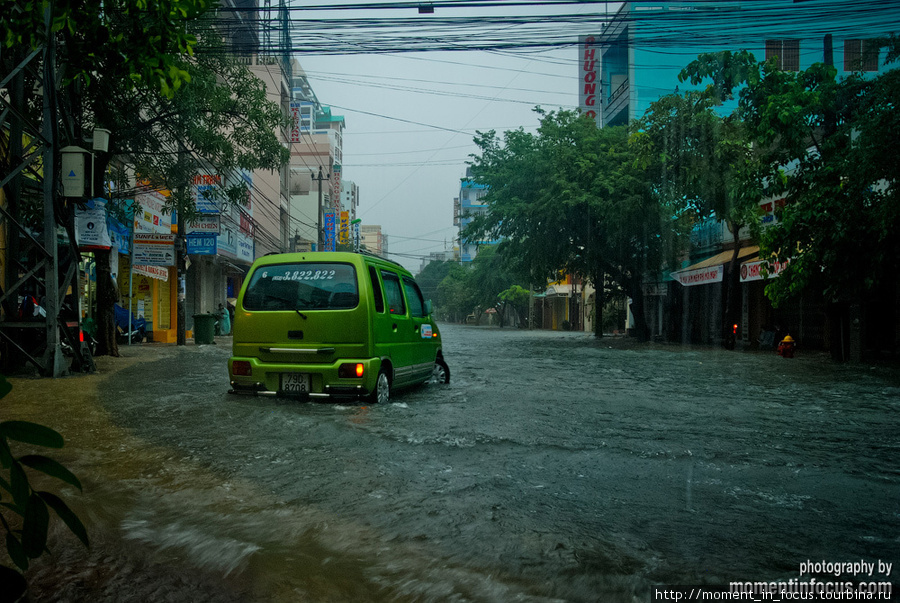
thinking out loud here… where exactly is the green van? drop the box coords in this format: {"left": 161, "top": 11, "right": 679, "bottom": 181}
{"left": 228, "top": 251, "right": 449, "bottom": 403}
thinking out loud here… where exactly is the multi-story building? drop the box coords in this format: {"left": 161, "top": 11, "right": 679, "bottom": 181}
{"left": 360, "top": 225, "right": 385, "bottom": 257}
{"left": 183, "top": 0, "right": 295, "bottom": 336}
{"left": 288, "top": 61, "right": 345, "bottom": 251}
{"left": 456, "top": 168, "right": 491, "bottom": 263}
{"left": 595, "top": 0, "right": 898, "bottom": 349}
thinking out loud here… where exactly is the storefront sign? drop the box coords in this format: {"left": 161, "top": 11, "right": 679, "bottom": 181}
{"left": 133, "top": 265, "right": 170, "bottom": 281}
{"left": 579, "top": 36, "right": 601, "bottom": 126}
{"left": 331, "top": 164, "right": 342, "bottom": 210}
{"left": 239, "top": 211, "right": 254, "bottom": 236}
{"left": 186, "top": 234, "right": 217, "bottom": 255}
{"left": 740, "top": 259, "right": 789, "bottom": 283}
{"left": 187, "top": 215, "right": 220, "bottom": 235}
{"left": 290, "top": 101, "right": 302, "bottom": 142}
{"left": 133, "top": 233, "right": 176, "bottom": 266}
{"left": 192, "top": 174, "right": 222, "bottom": 214}
{"left": 324, "top": 209, "right": 336, "bottom": 252}
{"left": 237, "top": 233, "right": 253, "bottom": 263}
{"left": 339, "top": 211, "right": 349, "bottom": 245}
{"left": 218, "top": 222, "right": 237, "bottom": 257}
{"left": 674, "top": 265, "right": 723, "bottom": 287}
{"left": 134, "top": 190, "right": 172, "bottom": 234}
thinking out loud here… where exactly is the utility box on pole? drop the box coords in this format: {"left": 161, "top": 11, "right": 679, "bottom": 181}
{"left": 60, "top": 145, "right": 92, "bottom": 198}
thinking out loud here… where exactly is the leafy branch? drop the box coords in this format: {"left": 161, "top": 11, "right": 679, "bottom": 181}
{"left": 0, "top": 375, "right": 89, "bottom": 599}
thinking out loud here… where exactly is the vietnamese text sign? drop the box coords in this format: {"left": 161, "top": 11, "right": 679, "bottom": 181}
{"left": 134, "top": 233, "right": 175, "bottom": 266}
{"left": 237, "top": 233, "right": 253, "bottom": 263}
{"left": 324, "top": 209, "right": 336, "bottom": 252}
{"left": 579, "top": 36, "right": 601, "bottom": 126}
{"left": 75, "top": 198, "right": 113, "bottom": 249}
{"left": 133, "top": 264, "right": 170, "bottom": 281}
{"left": 186, "top": 234, "right": 217, "bottom": 255}
{"left": 339, "top": 211, "right": 349, "bottom": 245}
{"left": 674, "top": 265, "right": 723, "bottom": 287}
{"left": 192, "top": 174, "right": 222, "bottom": 214}
{"left": 740, "top": 259, "right": 789, "bottom": 283}
{"left": 187, "top": 215, "right": 220, "bottom": 235}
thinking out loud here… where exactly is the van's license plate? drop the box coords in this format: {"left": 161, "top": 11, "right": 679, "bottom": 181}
{"left": 281, "top": 373, "right": 310, "bottom": 395}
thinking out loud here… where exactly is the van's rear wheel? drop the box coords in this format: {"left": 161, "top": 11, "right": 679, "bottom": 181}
{"left": 370, "top": 369, "right": 390, "bottom": 404}
{"left": 430, "top": 359, "right": 449, "bottom": 384}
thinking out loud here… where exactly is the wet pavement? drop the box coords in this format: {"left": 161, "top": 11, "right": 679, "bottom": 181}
{"left": 2, "top": 325, "right": 898, "bottom": 602}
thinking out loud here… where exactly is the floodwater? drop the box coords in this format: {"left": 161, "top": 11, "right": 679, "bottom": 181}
{"left": 4, "top": 325, "right": 898, "bottom": 602}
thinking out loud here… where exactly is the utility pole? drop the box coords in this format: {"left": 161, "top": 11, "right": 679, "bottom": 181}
{"left": 41, "top": 3, "right": 66, "bottom": 377}
{"left": 313, "top": 166, "right": 329, "bottom": 250}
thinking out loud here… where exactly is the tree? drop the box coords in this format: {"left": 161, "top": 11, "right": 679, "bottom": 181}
{"left": 682, "top": 40, "right": 900, "bottom": 357}
{"left": 634, "top": 87, "right": 763, "bottom": 346}
{"left": 467, "top": 109, "right": 686, "bottom": 340}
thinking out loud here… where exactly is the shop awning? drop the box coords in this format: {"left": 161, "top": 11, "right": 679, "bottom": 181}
{"left": 673, "top": 246, "right": 759, "bottom": 287}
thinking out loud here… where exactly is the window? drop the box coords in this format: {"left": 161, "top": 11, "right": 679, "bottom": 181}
{"left": 380, "top": 271, "right": 406, "bottom": 315}
{"left": 243, "top": 263, "right": 357, "bottom": 311}
{"left": 766, "top": 39, "right": 800, "bottom": 71}
{"left": 368, "top": 266, "right": 385, "bottom": 313}
{"left": 402, "top": 277, "right": 426, "bottom": 317}
{"left": 845, "top": 39, "right": 879, "bottom": 72}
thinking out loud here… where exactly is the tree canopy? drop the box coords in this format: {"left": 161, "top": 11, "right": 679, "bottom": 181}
{"left": 465, "top": 109, "right": 688, "bottom": 339}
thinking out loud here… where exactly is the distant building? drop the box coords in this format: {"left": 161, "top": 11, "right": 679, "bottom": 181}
{"left": 597, "top": 0, "right": 894, "bottom": 127}
{"left": 419, "top": 250, "right": 456, "bottom": 274}
{"left": 360, "top": 225, "right": 385, "bottom": 257}
{"left": 456, "top": 168, "right": 494, "bottom": 263}
{"left": 288, "top": 60, "right": 345, "bottom": 250}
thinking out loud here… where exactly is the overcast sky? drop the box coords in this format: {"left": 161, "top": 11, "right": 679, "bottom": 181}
{"left": 291, "top": 3, "right": 615, "bottom": 272}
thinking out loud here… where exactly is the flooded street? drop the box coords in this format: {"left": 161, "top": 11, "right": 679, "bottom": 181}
{"left": 4, "top": 324, "right": 899, "bottom": 602}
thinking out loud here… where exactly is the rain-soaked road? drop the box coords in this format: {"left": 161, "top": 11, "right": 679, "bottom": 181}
{"left": 5, "top": 324, "right": 899, "bottom": 602}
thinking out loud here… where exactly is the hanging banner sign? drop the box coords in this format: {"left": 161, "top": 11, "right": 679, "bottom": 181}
{"left": 339, "top": 211, "right": 349, "bottom": 245}
{"left": 186, "top": 215, "right": 220, "bottom": 235}
{"left": 579, "top": 36, "right": 601, "bottom": 126}
{"left": 186, "top": 234, "right": 217, "bottom": 255}
{"left": 324, "top": 209, "right": 336, "bottom": 252}
{"left": 674, "top": 265, "right": 723, "bottom": 287}
{"left": 331, "top": 164, "right": 342, "bottom": 209}
{"left": 133, "top": 233, "right": 176, "bottom": 266}
{"left": 75, "top": 198, "right": 113, "bottom": 250}
{"left": 740, "top": 259, "right": 789, "bottom": 283}
{"left": 290, "top": 101, "right": 302, "bottom": 142}
{"left": 133, "top": 265, "right": 170, "bottom": 281}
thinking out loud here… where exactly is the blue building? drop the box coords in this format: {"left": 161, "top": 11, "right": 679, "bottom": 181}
{"left": 455, "top": 168, "right": 492, "bottom": 263}
{"left": 599, "top": 0, "right": 898, "bottom": 127}
{"left": 596, "top": 0, "right": 899, "bottom": 349}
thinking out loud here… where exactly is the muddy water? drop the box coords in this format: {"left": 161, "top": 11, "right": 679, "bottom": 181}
{"left": 3, "top": 326, "right": 898, "bottom": 602}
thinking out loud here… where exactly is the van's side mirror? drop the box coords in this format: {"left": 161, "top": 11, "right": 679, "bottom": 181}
{"left": 425, "top": 300, "right": 433, "bottom": 315}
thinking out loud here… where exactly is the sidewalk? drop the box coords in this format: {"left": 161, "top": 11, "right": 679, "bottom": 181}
{"left": 2, "top": 338, "right": 250, "bottom": 602}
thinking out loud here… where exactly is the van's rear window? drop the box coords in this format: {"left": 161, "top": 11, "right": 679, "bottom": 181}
{"left": 242, "top": 263, "right": 359, "bottom": 311}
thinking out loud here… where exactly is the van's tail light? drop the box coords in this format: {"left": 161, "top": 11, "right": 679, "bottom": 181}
{"left": 232, "top": 360, "right": 251, "bottom": 376}
{"left": 339, "top": 363, "right": 365, "bottom": 378}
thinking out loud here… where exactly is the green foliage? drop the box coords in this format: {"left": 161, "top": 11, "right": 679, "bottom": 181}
{"left": 0, "top": 0, "right": 214, "bottom": 98}
{"left": 466, "top": 109, "right": 688, "bottom": 338}
{"left": 681, "top": 40, "right": 900, "bottom": 307}
{"left": 0, "top": 376, "right": 89, "bottom": 596}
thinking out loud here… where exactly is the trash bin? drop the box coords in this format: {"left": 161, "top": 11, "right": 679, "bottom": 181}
{"left": 192, "top": 313, "right": 216, "bottom": 345}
